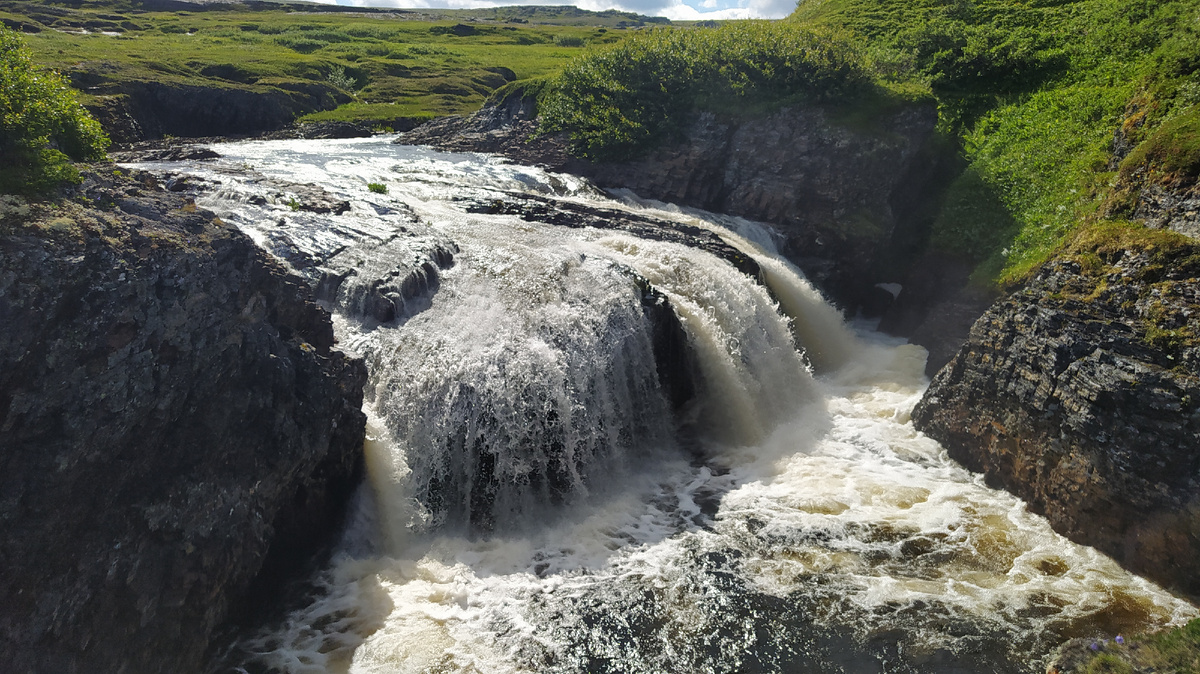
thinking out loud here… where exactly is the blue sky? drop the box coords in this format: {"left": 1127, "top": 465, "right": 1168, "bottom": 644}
{"left": 309, "top": 0, "right": 798, "bottom": 21}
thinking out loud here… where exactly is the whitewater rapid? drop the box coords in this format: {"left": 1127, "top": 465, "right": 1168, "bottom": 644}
{"left": 125, "top": 137, "right": 1196, "bottom": 674}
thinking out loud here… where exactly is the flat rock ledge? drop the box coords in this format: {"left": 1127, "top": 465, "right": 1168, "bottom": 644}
{"left": 0, "top": 167, "right": 367, "bottom": 673}
{"left": 913, "top": 249, "right": 1200, "bottom": 597}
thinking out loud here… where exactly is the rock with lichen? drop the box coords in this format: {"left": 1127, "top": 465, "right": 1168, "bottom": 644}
{"left": 913, "top": 227, "right": 1200, "bottom": 597}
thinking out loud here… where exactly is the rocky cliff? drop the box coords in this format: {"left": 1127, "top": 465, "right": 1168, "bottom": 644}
{"left": 0, "top": 168, "right": 367, "bottom": 673}
{"left": 399, "top": 93, "right": 948, "bottom": 314}
{"left": 81, "top": 78, "right": 350, "bottom": 144}
{"left": 912, "top": 231, "right": 1200, "bottom": 597}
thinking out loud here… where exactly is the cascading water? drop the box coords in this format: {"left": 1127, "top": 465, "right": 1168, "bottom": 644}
{"left": 126, "top": 137, "right": 1196, "bottom": 674}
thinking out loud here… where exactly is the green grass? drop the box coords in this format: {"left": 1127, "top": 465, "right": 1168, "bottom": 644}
{"left": 1139, "top": 616, "right": 1200, "bottom": 671}
{"left": 539, "top": 21, "right": 877, "bottom": 161}
{"left": 9, "top": 0, "right": 1200, "bottom": 288}
{"left": 1120, "top": 105, "right": 1200, "bottom": 182}
{"left": 1070, "top": 618, "right": 1200, "bottom": 673}
{"left": 786, "top": 0, "right": 1200, "bottom": 286}
{"left": 0, "top": 0, "right": 634, "bottom": 127}
{"left": 530, "top": 0, "right": 1200, "bottom": 284}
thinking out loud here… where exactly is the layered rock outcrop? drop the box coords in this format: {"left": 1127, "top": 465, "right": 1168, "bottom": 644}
{"left": 399, "top": 93, "right": 947, "bottom": 313}
{"left": 912, "top": 242, "right": 1200, "bottom": 596}
{"left": 0, "top": 168, "right": 367, "bottom": 672}
{"left": 81, "top": 79, "right": 350, "bottom": 144}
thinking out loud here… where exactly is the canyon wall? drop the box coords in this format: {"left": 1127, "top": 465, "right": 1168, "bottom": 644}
{"left": 0, "top": 168, "right": 367, "bottom": 672}
{"left": 400, "top": 93, "right": 950, "bottom": 316}
{"left": 912, "top": 245, "right": 1200, "bottom": 597}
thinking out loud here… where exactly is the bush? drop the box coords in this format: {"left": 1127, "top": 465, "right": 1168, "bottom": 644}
{"left": 1, "top": 27, "right": 109, "bottom": 194}
{"left": 326, "top": 64, "right": 359, "bottom": 91}
{"left": 541, "top": 22, "right": 871, "bottom": 161}
{"left": 898, "top": 17, "right": 1066, "bottom": 96}
{"left": 367, "top": 182, "right": 388, "bottom": 194}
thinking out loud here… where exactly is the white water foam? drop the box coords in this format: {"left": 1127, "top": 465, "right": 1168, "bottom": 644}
{"left": 125, "top": 138, "right": 1197, "bottom": 674}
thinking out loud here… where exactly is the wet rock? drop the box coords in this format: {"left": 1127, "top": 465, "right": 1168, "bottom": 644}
{"left": 0, "top": 167, "right": 367, "bottom": 673}
{"left": 877, "top": 251, "right": 999, "bottom": 376}
{"left": 624, "top": 268, "right": 698, "bottom": 414}
{"left": 261, "top": 120, "right": 376, "bottom": 141}
{"left": 118, "top": 146, "right": 222, "bottom": 163}
{"left": 252, "top": 179, "right": 352, "bottom": 216}
{"left": 313, "top": 233, "right": 457, "bottom": 325}
{"left": 913, "top": 250, "right": 1200, "bottom": 597}
{"left": 465, "top": 193, "right": 761, "bottom": 280}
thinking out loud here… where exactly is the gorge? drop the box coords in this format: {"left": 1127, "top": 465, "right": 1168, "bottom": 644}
{"left": 112, "top": 136, "right": 1193, "bottom": 672}
{"left": 4, "top": 0, "right": 1200, "bottom": 669}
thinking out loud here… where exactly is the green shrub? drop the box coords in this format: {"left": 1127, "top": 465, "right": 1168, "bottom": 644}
{"left": 326, "top": 64, "right": 359, "bottom": 91}
{"left": 367, "top": 182, "right": 388, "bottom": 194}
{"left": 898, "top": 17, "right": 1066, "bottom": 96}
{"left": 554, "top": 35, "right": 585, "bottom": 47}
{"left": 541, "top": 22, "right": 871, "bottom": 161}
{"left": 1, "top": 27, "right": 109, "bottom": 194}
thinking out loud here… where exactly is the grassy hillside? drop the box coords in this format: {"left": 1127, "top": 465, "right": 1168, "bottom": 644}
{"left": 539, "top": 21, "right": 883, "bottom": 160}
{"left": 8, "top": 0, "right": 1198, "bottom": 286}
{"left": 790, "top": 0, "right": 1200, "bottom": 285}
{"left": 0, "top": 0, "right": 650, "bottom": 128}
{"left": 532, "top": 0, "right": 1199, "bottom": 285}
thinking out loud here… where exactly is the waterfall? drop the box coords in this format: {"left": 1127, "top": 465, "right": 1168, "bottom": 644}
{"left": 124, "top": 137, "right": 1197, "bottom": 674}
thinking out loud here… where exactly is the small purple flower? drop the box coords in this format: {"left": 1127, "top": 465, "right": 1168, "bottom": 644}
{"left": 1090, "top": 642, "right": 1101, "bottom": 651}
{"left": 1115, "top": 635, "right": 1125, "bottom": 645}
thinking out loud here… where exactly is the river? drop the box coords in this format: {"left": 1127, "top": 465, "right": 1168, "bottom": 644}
{"left": 125, "top": 136, "right": 1195, "bottom": 674}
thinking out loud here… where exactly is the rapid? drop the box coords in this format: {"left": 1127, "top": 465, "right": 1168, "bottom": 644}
{"left": 125, "top": 137, "right": 1196, "bottom": 674}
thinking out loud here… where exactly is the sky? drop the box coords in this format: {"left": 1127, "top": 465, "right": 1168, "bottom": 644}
{"left": 308, "top": 0, "right": 798, "bottom": 22}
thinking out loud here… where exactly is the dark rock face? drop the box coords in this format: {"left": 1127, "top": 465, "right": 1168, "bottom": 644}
{"left": 1128, "top": 174, "right": 1200, "bottom": 240}
{"left": 877, "top": 251, "right": 999, "bottom": 376}
{"left": 400, "top": 98, "right": 945, "bottom": 312}
{"left": 398, "top": 92, "right": 567, "bottom": 169}
{"left": 82, "top": 79, "right": 349, "bottom": 144}
{"left": 912, "top": 252, "right": 1200, "bottom": 597}
{"left": 0, "top": 169, "right": 367, "bottom": 673}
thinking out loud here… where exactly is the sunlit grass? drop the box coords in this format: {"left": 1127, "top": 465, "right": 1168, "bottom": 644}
{"left": 3, "top": 1, "right": 622, "bottom": 125}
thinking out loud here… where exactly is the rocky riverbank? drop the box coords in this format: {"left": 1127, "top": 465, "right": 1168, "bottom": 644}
{"left": 398, "top": 91, "right": 952, "bottom": 318}
{"left": 912, "top": 228, "right": 1200, "bottom": 598}
{"left": 0, "top": 167, "right": 367, "bottom": 673}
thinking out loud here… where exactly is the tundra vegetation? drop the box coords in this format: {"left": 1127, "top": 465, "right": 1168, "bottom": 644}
{"left": 535, "top": 0, "right": 1200, "bottom": 287}
{"left": 0, "top": 0, "right": 644, "bottom": 129}
{"left": 0, "top": 26, "right": 108, "bottom": 193}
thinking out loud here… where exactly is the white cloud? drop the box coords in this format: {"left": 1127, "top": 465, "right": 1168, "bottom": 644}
{"left": 315, "top": 0, "right": 795, "bottom": 21}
